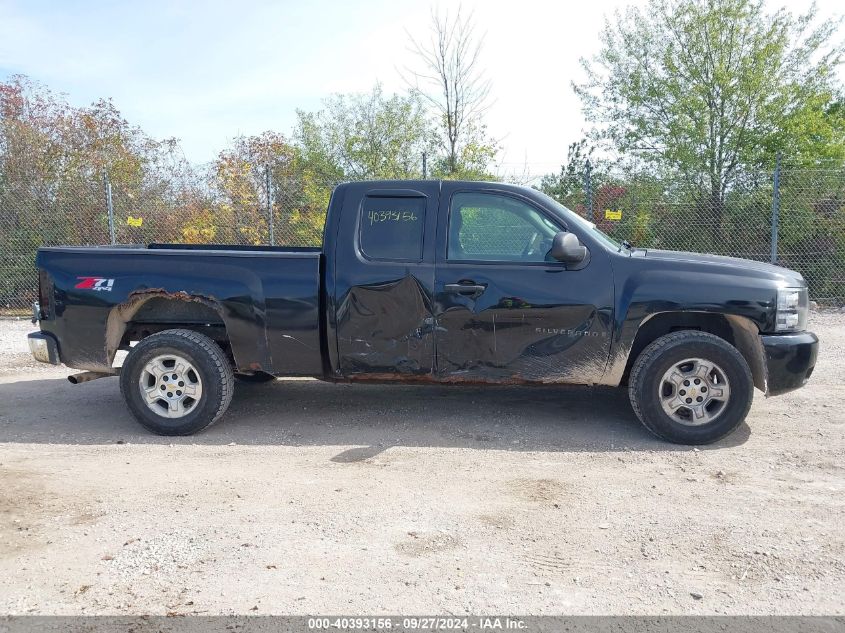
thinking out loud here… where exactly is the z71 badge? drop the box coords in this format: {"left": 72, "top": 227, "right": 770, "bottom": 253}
{"left": 75, "top": 276, "right": 115, "bottom": 292}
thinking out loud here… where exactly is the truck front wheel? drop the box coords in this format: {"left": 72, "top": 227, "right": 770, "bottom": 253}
{"left": 628, "top": 330, "right": 753, "bottom": 444}
{"left": 120, "top": 329, "right": 234, "bottom": 435}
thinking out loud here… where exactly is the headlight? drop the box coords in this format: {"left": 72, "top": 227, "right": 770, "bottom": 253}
{"left": 775, "top": 287, "right": 808, "bottom": 332}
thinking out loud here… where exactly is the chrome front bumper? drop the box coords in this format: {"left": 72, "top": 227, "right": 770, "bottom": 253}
{"left": 27, "top": 331, "right": 60, "bottom": 365}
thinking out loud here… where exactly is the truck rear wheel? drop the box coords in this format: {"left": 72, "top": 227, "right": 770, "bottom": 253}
{"left": 628, "top": 330, "right": 753, "bottom": 445}
{"left": 119, "top": 329, "right": 234, "bottom": 436}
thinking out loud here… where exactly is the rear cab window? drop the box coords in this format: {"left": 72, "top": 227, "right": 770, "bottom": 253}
{"left": 359, "top": 195, "right": 426, "bottom": 261}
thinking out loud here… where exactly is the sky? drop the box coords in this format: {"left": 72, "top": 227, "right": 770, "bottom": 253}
{"left": 1, "top": 0, "right": 842, "bottom": 177}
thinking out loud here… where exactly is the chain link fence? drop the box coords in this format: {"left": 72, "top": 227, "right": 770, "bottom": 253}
{"left": 1, "top": 161, "right": 844, "bottom": 313}
{"left": 0, "top": 164, "right": 330, "bottom": 313}
{"left": 543, "top": 161, "right": 845, "bottom": 306}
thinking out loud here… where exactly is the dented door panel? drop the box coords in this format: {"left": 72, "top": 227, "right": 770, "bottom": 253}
{"left": 434, "top": 263, "right": 614, "bottom": 383}
{"left": 432, "top": 182, "right": 615, "bottom": 384}
{"left": 335, "top": 272, "right": 436, "bottom": 374}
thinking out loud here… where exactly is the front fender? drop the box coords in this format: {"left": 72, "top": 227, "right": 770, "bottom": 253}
{"left": 601, "top": 267, "right": 776, "bottom": 388}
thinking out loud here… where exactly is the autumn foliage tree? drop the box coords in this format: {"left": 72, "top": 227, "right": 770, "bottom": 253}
{"left": 212, "top": 132, "right": 326, "bottom": 246}
{"left": 0, "top": 75, "right": 200, "bottom": 304}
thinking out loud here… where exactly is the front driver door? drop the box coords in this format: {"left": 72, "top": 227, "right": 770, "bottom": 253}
{"left": 433, "top": 184, "right": 614, "bottom": 384}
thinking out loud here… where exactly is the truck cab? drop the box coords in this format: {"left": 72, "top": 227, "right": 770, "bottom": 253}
{"left": 325, "top": 181, "right": 614, "bottom": 384}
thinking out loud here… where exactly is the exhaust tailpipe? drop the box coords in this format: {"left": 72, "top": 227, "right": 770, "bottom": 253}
{"left": 68, "top": 371, "right": 113, "bottom": 384}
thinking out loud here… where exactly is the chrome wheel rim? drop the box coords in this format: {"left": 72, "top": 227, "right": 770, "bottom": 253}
{"left": 659, "top": 357, "right": 730, "bottom": 426}
{"left": 138, "top": 354, "right": 203, "bottom": 418}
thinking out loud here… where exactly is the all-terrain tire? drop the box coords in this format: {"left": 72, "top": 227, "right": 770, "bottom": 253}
{"left": 628, "top": 330, "right": 753, "bottom": 445}
{"left": 119, "top": 329, "right": 234, "bottom": 435}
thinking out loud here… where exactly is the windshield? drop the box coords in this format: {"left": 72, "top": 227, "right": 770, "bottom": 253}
{"left": 535, "top": 191, "right": 625, "bottom": 251}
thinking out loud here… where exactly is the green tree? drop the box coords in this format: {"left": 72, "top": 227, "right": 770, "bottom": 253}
{"left": 294, "top": 84, "right": 435, "bottom": 182}
{"left": 539, "top": 140, "right": 598, "bottom": 210}
{"left": 428, "top": 119, "right": 497, "bottom": 181}
{"left": 574, "top": 0, "right": 845, "bottom": 230}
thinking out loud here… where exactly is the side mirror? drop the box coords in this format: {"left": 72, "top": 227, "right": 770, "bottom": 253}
{"left": 550, "top": 232, "right": 587, "bottom": 263}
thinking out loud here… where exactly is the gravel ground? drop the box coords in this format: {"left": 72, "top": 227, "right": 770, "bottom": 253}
{"left": 0, "top": 313, "right": 843, "bottom": 615}
{"left": 0, "top": 319, "right": 53, "bottom": 377}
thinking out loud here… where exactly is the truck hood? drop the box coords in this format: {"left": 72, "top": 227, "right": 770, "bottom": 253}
{"left": 643, "top": 249, "right": 806, "bottom": 286}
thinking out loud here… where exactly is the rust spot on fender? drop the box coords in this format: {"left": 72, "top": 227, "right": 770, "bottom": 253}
{"left": 104, "top": 288, "right": 224, "bottom": 363}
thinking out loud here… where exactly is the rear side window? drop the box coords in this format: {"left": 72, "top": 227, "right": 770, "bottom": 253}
{"left": 359, "top": 196, "right": 426, "bottom": 261}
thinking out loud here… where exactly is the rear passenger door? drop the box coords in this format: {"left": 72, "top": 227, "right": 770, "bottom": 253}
{"left": 332, "top": 183, "right": 439, "bottom": 377}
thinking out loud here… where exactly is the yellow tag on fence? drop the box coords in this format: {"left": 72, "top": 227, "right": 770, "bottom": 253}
{"left": 604, "top": 210, "right": 622, "bottom": 221}
{"left": 127, "top": 216, "right": 143, "bottom": 227}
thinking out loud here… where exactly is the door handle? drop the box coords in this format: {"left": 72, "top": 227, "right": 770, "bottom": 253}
{"left": 445, "top": 282, "right": 487, "bottom": 297}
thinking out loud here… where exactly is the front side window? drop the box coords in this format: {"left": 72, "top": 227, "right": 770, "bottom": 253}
{"left": 448, "top": 192, "right": 560, "bottom": 262}
{"left": 360, "top": 196, "right": 426, "bottom": 261}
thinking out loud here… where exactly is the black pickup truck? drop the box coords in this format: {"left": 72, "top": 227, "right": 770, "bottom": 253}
{"left": 27, "top": 180, "right": 818, "bottom": 444}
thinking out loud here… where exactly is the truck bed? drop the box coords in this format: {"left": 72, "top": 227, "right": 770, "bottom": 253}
{"left": 36, "top": 245, "right": 325, "bottom": 376}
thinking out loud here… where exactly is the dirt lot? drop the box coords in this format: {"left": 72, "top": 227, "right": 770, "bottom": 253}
{"left": 0, "top": 314, "right": 843, "bottom": 616}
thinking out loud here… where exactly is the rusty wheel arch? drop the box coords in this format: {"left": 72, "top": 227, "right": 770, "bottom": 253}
{"left": 621, "top": 311, "right": 767, "bottom": 392}
{"left": 105, "top": 289, "right": 228, "bottom": 365}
